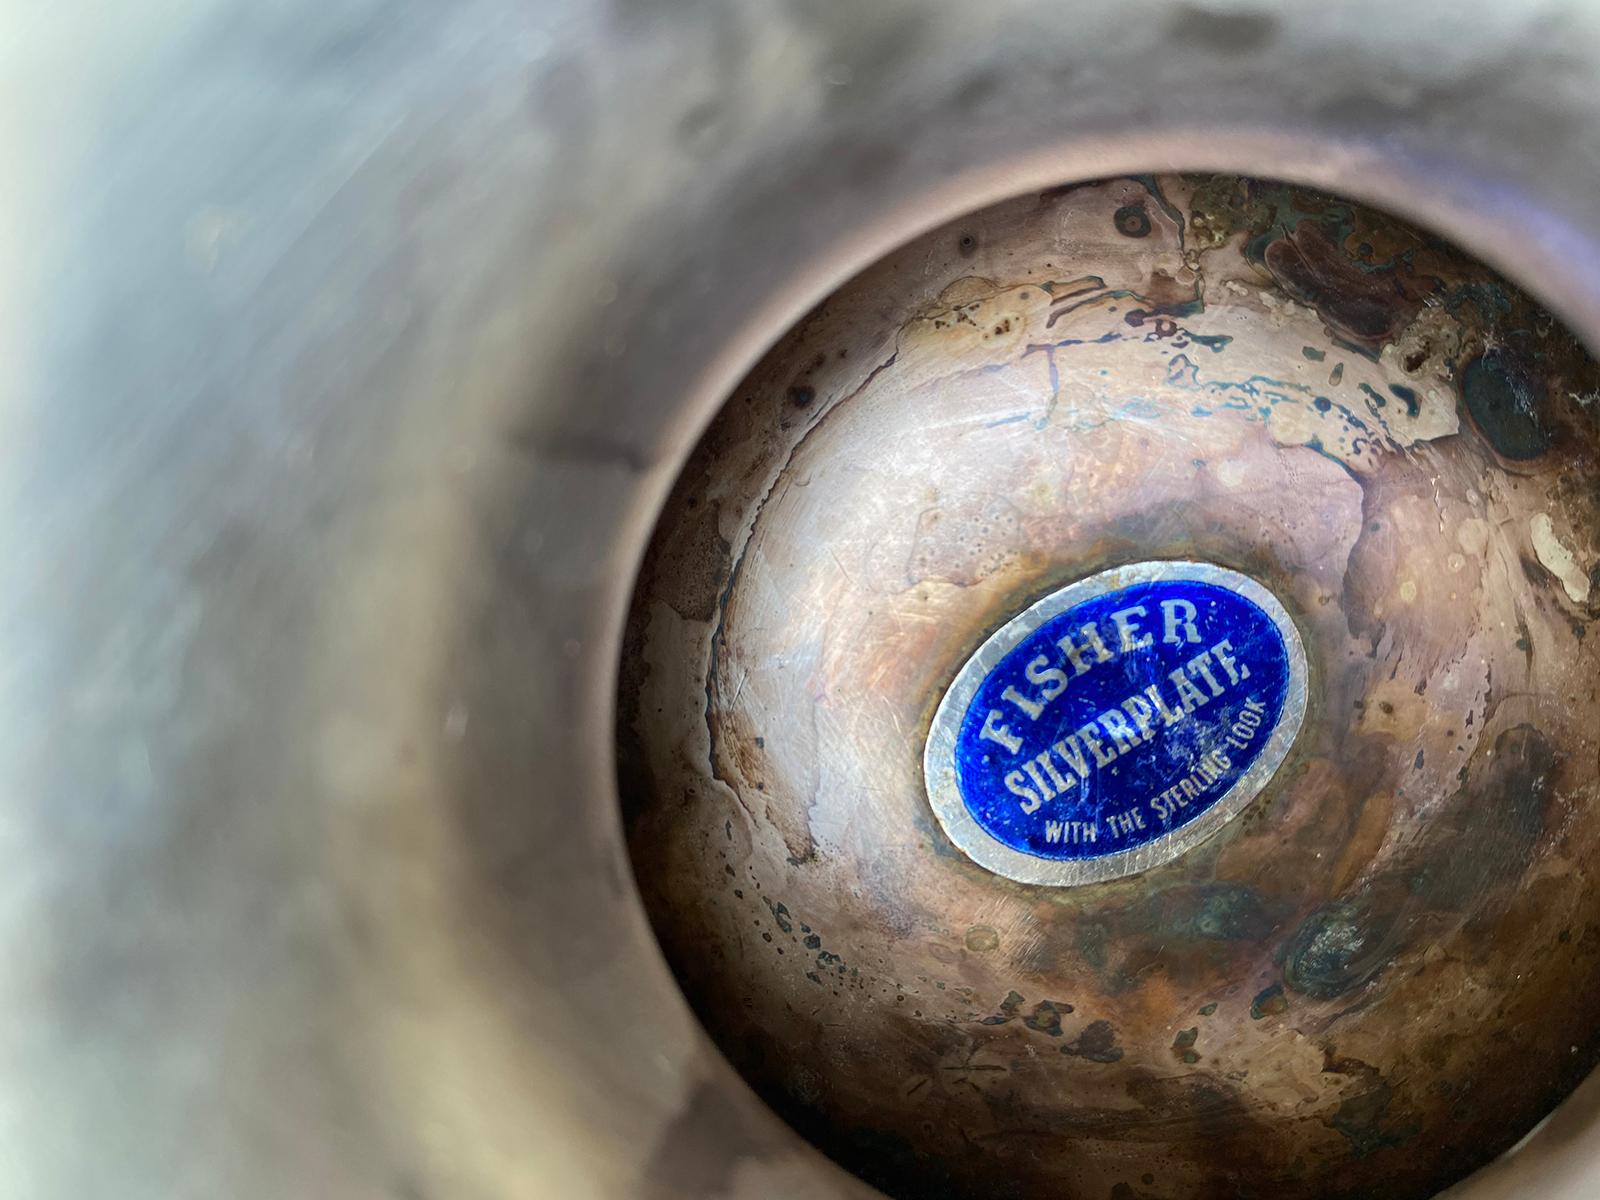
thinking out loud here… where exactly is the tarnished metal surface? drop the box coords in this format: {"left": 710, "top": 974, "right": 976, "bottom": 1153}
{"left": 12, "top": 2, "right": 1600, "bottom": 1198}
{"left": 621, "top": 175, "right": 1600, "bottom": 1199}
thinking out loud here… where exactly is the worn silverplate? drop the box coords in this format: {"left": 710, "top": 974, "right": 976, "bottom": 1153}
{"left": 623, "top": 173, "right": 1600, "bottom": 1200}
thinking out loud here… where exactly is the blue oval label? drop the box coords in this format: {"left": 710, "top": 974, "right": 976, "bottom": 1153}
{"left": 924, "top": 562, "right": 1306, "bottom": 886}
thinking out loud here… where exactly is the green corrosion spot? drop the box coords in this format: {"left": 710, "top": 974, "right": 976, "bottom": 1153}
{"left": 1189, "top": 332, "right": 1233, "bottom": 353}
{"left": 1388, "top": 383, "right": 1420, "bottom": 419}
{"left": 1023, "top": 1000, "right": 1075, "bottom": 1036}
{"left": 1173, "top": 1027, "right": 1200, "bottom": 1063}
{"left": 980, "top": 990, "right": 1026, "bottom": 1025}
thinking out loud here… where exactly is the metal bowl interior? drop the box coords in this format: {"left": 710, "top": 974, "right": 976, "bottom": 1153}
{"left": 12, "top": 5, "right": 1600, "bottom": 1199}
{"left": 620, "top": 173, "right": 1600, "bottom": 1200}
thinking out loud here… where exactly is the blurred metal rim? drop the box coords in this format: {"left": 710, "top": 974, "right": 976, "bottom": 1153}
{"left": 3, "top": 2, "right": 1600, "bottom": 1198}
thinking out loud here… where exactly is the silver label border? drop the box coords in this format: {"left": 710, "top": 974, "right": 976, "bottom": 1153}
{"left": 922, "top": 560, "right": 1309, "bottom": 887}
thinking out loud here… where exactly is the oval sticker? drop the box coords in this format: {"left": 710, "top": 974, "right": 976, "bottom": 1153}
{"left": 924, "top": 562, "right": 1306, "bottom": 885}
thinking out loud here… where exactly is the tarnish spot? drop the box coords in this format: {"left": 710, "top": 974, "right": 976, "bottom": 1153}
{"left": 1251, "top": 982, "right": 1289, "bottom": 1019}
{"left": 1283, "top": 899, "right": 1398, "bottom": 999}
{"left": 1059, "top": 1019, "right": 1124, "bottom": 1062}
{"left": 1531, "top": 513, "right": 1591, "bottom": 603}
{"left": 1462, "top": 355, "right": 1554, "bottom": 460}
{"left": 964, "top": 925, "right": 1000, "bottom": 952}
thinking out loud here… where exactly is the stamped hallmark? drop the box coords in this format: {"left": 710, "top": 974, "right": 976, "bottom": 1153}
{"left": 924, "top": 562, "right": 1306, "bottom": 886}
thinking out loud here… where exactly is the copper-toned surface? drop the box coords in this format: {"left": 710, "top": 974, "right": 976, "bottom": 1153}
{"left": 620, "top": 175, "right": 1600, "bottom": 1199}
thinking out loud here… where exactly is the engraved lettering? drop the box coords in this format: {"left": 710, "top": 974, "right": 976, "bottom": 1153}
{"left": 1169, "top": 667, "right": 1210, "bottom": 714}
{"left": 1212, "top": 637, "right": 1249, "bottom": 684}
{"left": 935, "top": 565, "right": 1303, "bottom": 881}
{"left": 1037, "top": 750, "right": 1074, "bottom": 794}
{"left": 1187, "top": 649, "right": 1226, "bottom": 697}
{"left": 1076, "top": 720, "right": 1117, "bottom": 767}
{"left": 1109, "top": 604, "right": 1153, "bottom": 652}
{"left": 1020, "top": 757, "right": 1056, "bottom": 800}
{"left": 1144, "top": 683, "right": 1183, "bottom": 727}
{"left": 1121, "top": 693, "right": 1157, "bottom": 740}
{"left": 1057, "top": 622, "right": 1114, "bottom": 675}
{"left": 1005, "top": 770, "right": 1042, "bottom": 814}
{"left": 1043, "top": 820, "right": 1100, "bottom": 845}
{"left": 1052, "top": 735, "right": 1088, "bottom": 781}
{"left": 1001, "top": 684, "right": 1045, "bottom": 720}
{"left": 1161, "top": 598, "right": 1201, "bottom": 645}
{"left": 979, "top": 708, "right": 1023, "bottom": 754}
{"left": 1097, "top": 708, "right": 1144, "bottom": 755}
{"left": 1023, "top": 654, "right": 1071, "bottom": 701}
